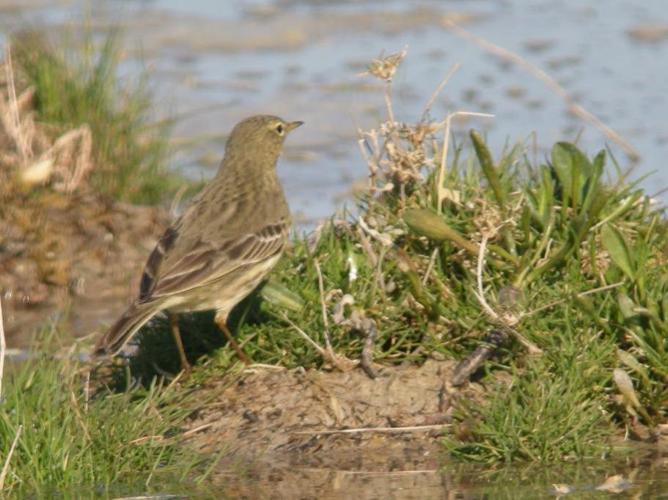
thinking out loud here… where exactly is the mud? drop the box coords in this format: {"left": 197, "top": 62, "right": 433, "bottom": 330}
{"left": 183, "top": 359, "right": 488, "bottom": 494}
{"left": 0, "top": 191, "right": 169, "bottom": 346}
{"left": 177, "top": 359, "right": 668, "bottom": 498}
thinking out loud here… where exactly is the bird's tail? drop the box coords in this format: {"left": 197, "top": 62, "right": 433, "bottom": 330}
{"left": 93, "top": 300, "right": 161, "bottom": 358}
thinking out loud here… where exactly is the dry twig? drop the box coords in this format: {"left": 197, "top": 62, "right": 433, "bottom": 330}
{"left": 292, "top": 424, "right": 449, "bottom": 436}
{"left": 282, "top": 313, "right": 328, "bottom": 356}
{"left": 443, "top": 20, "right": 640, "bottom": 161}
{"left": 0, "top": 45, "right": 94, "bottom": 192}
{"left": 314, "top": 261, "right": 334, "bottom": 353}
{"left": 1, "top": 46, "right": 32, "bottom": 164}
{"left": 282, "top": 314, "right": 357, "bottom": 371}
{"left": 0, "top": 298, "right": 5, "bottom": 400}
{"left": 181, "top": 422, "right": 215, "bottom": 439}
{"left": 522, "top": 281, "right": 625, "bottom": 319}
{"left": 473, "top": 233, "right": 501, "bottom": 322}
{"left": 475, "top": 233, "right": 541, "bottom": 355}
{"left": 0, "top": 425, "right": 22, "bottom": 489}
{"left": 421, "top": 63, "right": 461, "bottom": 120}
{"left": 436, "top": 110, "right": 494, "bottom": 212}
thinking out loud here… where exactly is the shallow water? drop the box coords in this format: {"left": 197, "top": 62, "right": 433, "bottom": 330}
{"left": 212, "top": 456, "right": 668, "bottom": 499}
{"left": 2, "top": 0, "right": 668, "bottom": 225}
{"left": 73, "top": 453, "right": 668, "bottom": 499}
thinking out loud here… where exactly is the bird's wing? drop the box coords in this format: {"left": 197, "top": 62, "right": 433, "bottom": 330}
{"left": 143, "top": 219, "right": 289, "bottom": 300}
{"left": 139, "top": 226, "right": 179, "bottom": 300}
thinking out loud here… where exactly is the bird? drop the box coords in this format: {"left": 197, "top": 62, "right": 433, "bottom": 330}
{"left": 93, "top": 115, "right": 302, "bottom": 372}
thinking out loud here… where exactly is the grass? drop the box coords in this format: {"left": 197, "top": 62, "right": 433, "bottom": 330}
{"left": 0, "top": 29, "right": 216, "bottom": 495}
{"left": 127, "top": 126, "right": 666, "bottom": 464}
{"left": 10, "top": 31, "right": 185, "bottom": 204}
{"left": 0, "top": 330, "right": 218, "bottom": 496}
{"left": 124, "top": 53, "right": 668, "bottom": 464}
{"left": 444, "top": 329, "right": 616, "bottom": 462}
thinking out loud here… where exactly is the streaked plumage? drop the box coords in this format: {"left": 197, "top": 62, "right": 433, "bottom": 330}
{"left": 94, "top": 115, "right": 302, "bottom": 369}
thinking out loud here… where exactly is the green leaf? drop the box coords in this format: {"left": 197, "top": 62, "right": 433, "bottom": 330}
{"left": 601, "top": 224, "right": 635, "bottom": 280}
{"left": 551, "top": 142, "right": 593, "bottom": 210}
{"left": 551, "top": 143, "right": 574, "bottom": 208}
{"left": 471, "top": 130, "right": 506, "bottom": 207}
{"left": 539, "top": 166, "right": 555, "bottom": 225}
{"left": 261, "top": 279, "right": 304, "bottom": 312}
{"left": 617, "top": 293, "right": 636, "bottom": 319}
{"left": 581, "top": 149, "right": 605, "bottom": 217}
{"left": 403, "top": 208, "right": 479, "bottom": 255}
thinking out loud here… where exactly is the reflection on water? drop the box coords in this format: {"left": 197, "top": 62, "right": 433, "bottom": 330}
{"left": 96, "top": 454, "right": 668, "bottom": 498}
{"left": 219, "top": 458, "right": 668, "bottom": 499}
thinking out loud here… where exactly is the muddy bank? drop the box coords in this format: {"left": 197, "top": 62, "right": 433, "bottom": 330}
{"left": 180, "top": 360, "right": 668, "bottom": 498}
{"left": 0, "top": 34, "right": 175, "bottom": 347}
{"left": 0, "top": 192, "right": 169, "bottom": 346}
{"left": 183, "top": 360, "right": 487, "bottom": 487}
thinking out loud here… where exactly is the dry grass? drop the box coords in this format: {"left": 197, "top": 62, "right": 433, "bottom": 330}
{"left": 0, "top": 46, "right": 93, "bottom": 194}
{"left": 358, "top": 50, "right": 493, "bottom": 206}
{"left": 443, "top": 20, "right": 641, "bottom": 162}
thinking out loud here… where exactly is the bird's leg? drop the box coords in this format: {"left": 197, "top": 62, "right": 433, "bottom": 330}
{"left": 214, "top": 312, "right": 251, "bottom": 365}
{"left": 168, "top": 311, "right": 191, "bottom": 374}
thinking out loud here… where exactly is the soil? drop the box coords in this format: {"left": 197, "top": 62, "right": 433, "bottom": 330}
{"left": 0, "top": 189, "right": 169, "bottom": 347}
{"left": 183, "top": 359, "right": 488, "bottom": 497}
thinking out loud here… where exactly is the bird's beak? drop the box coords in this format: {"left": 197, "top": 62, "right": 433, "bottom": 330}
{"left": 286, "top": 120, "right": 304, "bottom": 132}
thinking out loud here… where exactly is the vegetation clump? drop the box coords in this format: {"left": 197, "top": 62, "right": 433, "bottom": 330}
{"left": 0, "top": 33, "right": 205, "bottom": 494}
{"left": 153, "top": 52, "right": 666, "bottom": 463}
{"left": 4, "top": 31, "right": 181, "bottom": 203}
{"left": 0, "top": 333, "right": 215, "bottom": 495}
{"left": 0, "top": 34, "right": 190, "bottom": 339}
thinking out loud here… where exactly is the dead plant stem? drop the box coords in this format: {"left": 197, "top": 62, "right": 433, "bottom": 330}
{"left": 314, "top": 261, "right": 334, "bottom": 353}
{"left": 292, "top": 424, "right": 449, "bottom": 436}
{"left": 443, "top": 20, "right": 640, "bottom": 161}
{"left": 0, "top": 425, "right": 22, "bottom": 489}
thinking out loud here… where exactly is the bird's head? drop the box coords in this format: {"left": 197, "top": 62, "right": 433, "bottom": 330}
{"left": 225, "top": 115, "right": 303, "bottom": 160}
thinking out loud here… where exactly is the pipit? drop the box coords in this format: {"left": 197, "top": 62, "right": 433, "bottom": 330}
{"left": 93, "top": 115, "right": 302, "bottom": 372}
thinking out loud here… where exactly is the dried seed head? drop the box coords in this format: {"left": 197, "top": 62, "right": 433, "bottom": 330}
{"left": 404, "top": 122, "right": 440, "bottom": 148}
{"left": 365, "top": 49, "right": 407, "bottom": 82}
{"left": 472, "top": 198, "right": 503, "bottom": 237}
{"left": 579, "top": 235, "right": 610, "bottom": 276}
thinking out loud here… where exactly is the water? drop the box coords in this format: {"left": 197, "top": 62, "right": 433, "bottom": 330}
{"left": 62, "top": 455, "right": 668, "bottom": 498}
{"left": 2, "top": 0, "right": 668, "bottom": 224}
{"left": 214, "top": 458, "right": 668, "bottom": 498}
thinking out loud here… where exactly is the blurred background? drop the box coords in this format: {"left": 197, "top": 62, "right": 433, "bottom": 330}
{"left": 2, "top": 0, "right": 667, "bottom": 225}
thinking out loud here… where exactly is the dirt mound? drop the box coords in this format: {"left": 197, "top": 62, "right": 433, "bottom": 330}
{"left": 184, "top": 359, "right": 487, "bottom": 493}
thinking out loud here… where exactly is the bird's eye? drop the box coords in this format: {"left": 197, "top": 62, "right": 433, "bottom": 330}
{"left": 275, "top": 123, "right": 285, "bottom": 135}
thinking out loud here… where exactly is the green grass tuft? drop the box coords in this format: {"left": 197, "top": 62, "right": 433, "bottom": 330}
{"left": 444, "top": 326, "right": 617, "bottom": 463}
{"left": 0, "top": 332, "right": 215, "bottom": 495}
{"left": 11, "top": 31, "right": 184, "bottom": 204}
